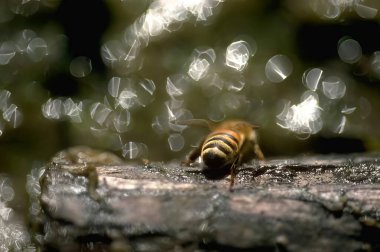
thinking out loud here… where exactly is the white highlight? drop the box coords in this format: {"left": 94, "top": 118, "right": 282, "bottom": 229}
{"left": 168, "top": 133, "right": 185, "bottom": 151}
{"left": 102, "top": 0, "right": 224, "bottom": 74}
{"left": 334, "top": 115, "right": 347, "bottom": 134}
{"left": 90, "top": 102, "right": 112, "bottom": 126}
{"left": 139, "top": 78, "right": 156, "bottom": 95}
{"left": 140, "top": 0, "right": 224, "bottom": 39}
{"left": 355, "top": 1, "right": 378, "bottom": 19}
{"left": 117, "top": 89, "right": 139, "bottom": 109}
{"left": 0, "top": 178, "right": 14, "bottom": 202}
{"left": 63, "top": 98, "right": 83, "bottom": 123}
{"left": 108, "top": 77, "right": 122, "bottom": 98}
{"left": 166, "top": 74, "right": 189, "bottom": 97}
{"left": 3, "top": 104, "right": 23, "bottom": 128}
{"left": 226, "top": 75, "right": 245, "bottom": 92}
{"left": 370, "top": 51, "right": 380, "bottom": 78}
{"left": 201, "top": 73, "right": 223, "bottom": 97}
{"left": 188, "top": 58, "right": 210, "bottom": 81}
{"left": 70, "top": 56, "right": 92, "bottom": 78}
{"left": 122, "top": 141, "right": 140, "bottom": 159}
{"left": 0, "top": 176, "right": 30, "bottom": 251}
{"left": 27, "top": 37, "right": 48, "bottom": 62}
{"left": 341, "top": 106, "right": 356, "bottom": 114}
{"left": 338, "top": 38, "right": 362, "bottom": 64}
{"left": 310, "top": 0, "right": 379, "bottom": 20}
{"left": 113, "top": 110, "right": 131, "bottom": 133}
{"left": 42, "top": 98, "right": 83, "bottom": 123}
{"left": 302, "top": 68, "right": 323, "bottom": 91}
{"left": 42, "top": 98, "right": 62, "bottom": 120}
{"left": 225, "top": 40, "right": 252, "bottom": 71}
{"left": 322, "top": 76, "right": 346, "bottom": 99}
{"left": 0, "top": 31, "right": 50, "bottom": 65}
{"left": 265, "top": 54, "right": 293, "bottom": 83}
{"left": 0, "top": 41, "right": 16, "bottom": 65}
{"left": 108, "top": 77, "right": 155, "bottom": 109}
{"left": 0, "top": 90, "right": 11, "bottom": 111}
{"left": 14, "top": 29, "right": 36, "bottom": 53}
{"left": 121, "top": 141, "right": 148, "bottom": 159}
{"left": 277, "top": 94, "right": 322, "bottom": 135}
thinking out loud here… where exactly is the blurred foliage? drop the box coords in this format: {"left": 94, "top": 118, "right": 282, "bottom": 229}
{"left": 1, "top": 0, "right": 380, "bottom": 191}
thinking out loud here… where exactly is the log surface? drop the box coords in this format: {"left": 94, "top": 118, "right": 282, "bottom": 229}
{"left": 34, "top": 146, "right": 380, "bottom": 251}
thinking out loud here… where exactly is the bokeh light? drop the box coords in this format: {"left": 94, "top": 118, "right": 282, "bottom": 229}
{"left": 0, "top": 1, "right": 378, "bottom": 160}
{"left": 188, "top": 58, "right": 211, "bottom": 81}
{"left": 90, "top": 102, "right": 113, "bottom": 126}
{"left": 0, "top": 90, "right": 23, "bottom": 134}
{"left": 113, "top": 110, "right": 131, "bottom": 133}
{"left": 334, "top": 115, "right": 347, "bottom": 134}
{"left": 42, "top": 98, "right": 83, "bottom": 122}
{"left": 355, "top": 1, "right": 378, "bottom": 19}
{"left": 69, "top": 56, "right": 92, "bottom": 78}
{"left": 102, "top": 0, "right": 224, "bottom": 75}
{"left": 0, "top": 28, "right": 53, "bottom": 66}
{"left": 3, "top": 104, "right": 23, "bottom": 128}
{"left": 168, "top": 133, "right": 185, "bottom": 151}
{"left": 302, "top": 68, "right": 324, "bottom": 91}
{"left": 225, "top": 40, "right": 254, "bottom": 71}
{"left": 277, "top": 93, "right": 322, "bottom": 135}
{"left": 166, "top": 74, "right": 190, "bottom": 97}
{"left": 27, "top": 37, "right": 48, "bottom": 62}
{"left": 370, "top": 51, "right": 380, "bottom": 78}
{"left": 0, "top": 42, "right": 16, "bottom": 65}
{"left": 337, "top": 38, "right": 362, "bottom": 64}
{"left": 322, "top": 76, "right": 346, "bottom": 99}
{"left": 0, "top": 176, "right": 30, "bottom": 251}
{"left": 122, "top": 141, "right": 140, "bottom": 159}
{"left": 310, "top": 0, "right": 379, "bottom": 20}
{"left": 341, "top": 105, "right": 356, "bottom": 114}
{"left": 265, "top": 54, "right": 293, "bottom": 83}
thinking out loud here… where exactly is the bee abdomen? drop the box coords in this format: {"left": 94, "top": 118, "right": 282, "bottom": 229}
{"left": 201, "top": 131, "right": 240, "bottom": 168}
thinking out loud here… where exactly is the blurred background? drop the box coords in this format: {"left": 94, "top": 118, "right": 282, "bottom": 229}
{"left": 1, "top": 0, "right": 380, "bottom": 249}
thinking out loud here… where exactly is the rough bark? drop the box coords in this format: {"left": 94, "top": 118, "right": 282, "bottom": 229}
{"left": 33, "top": 146, "right": 380, "bottom": 251}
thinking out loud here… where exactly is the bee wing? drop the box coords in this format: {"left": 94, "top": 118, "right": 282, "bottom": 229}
{"left": 250, "top": 124, "right": 260, "bottom": 129}
{"left": 175, "top": 119, "right": 216, "bottom": 130}
{"left": 234, "top": 121, "right": 260, "bottom": 129}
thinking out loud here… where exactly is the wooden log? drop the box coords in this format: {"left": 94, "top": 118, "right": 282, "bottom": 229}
{"left": 33, "top": 146, "right": 380, "bottom": 251}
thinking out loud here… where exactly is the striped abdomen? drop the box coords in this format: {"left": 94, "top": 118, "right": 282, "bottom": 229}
{"left": 201, "top": 130, "right": 241, "bottom": 168}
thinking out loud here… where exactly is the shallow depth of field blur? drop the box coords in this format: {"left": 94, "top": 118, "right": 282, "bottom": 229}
{"left": 1, "top": 0, "right": 380, "bottom": 249}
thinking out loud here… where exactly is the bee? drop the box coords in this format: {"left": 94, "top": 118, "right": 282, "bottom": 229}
{"left": 178, "top": 119, "right": 264, "bottom": 190}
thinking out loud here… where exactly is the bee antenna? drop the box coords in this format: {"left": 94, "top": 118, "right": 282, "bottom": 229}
{"left": 251, "top": 124, "right": 260, "bottom": 129}
{"left": 175, "top": 119, "right": 216, "bottom": 130}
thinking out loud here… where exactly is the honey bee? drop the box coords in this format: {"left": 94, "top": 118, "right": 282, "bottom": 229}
{"left": 178, "top": 119, "right": 264, "bottom": 190}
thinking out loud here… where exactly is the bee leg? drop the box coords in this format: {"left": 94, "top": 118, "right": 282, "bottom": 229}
{"left": 254, "top": 143, "right": 265, "bottom": 160}
{"left": 229, "top": 155, "right": 241, "bottom": 191}
{"left": 181, "top": 138, "right": 205, "bottom": 166}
